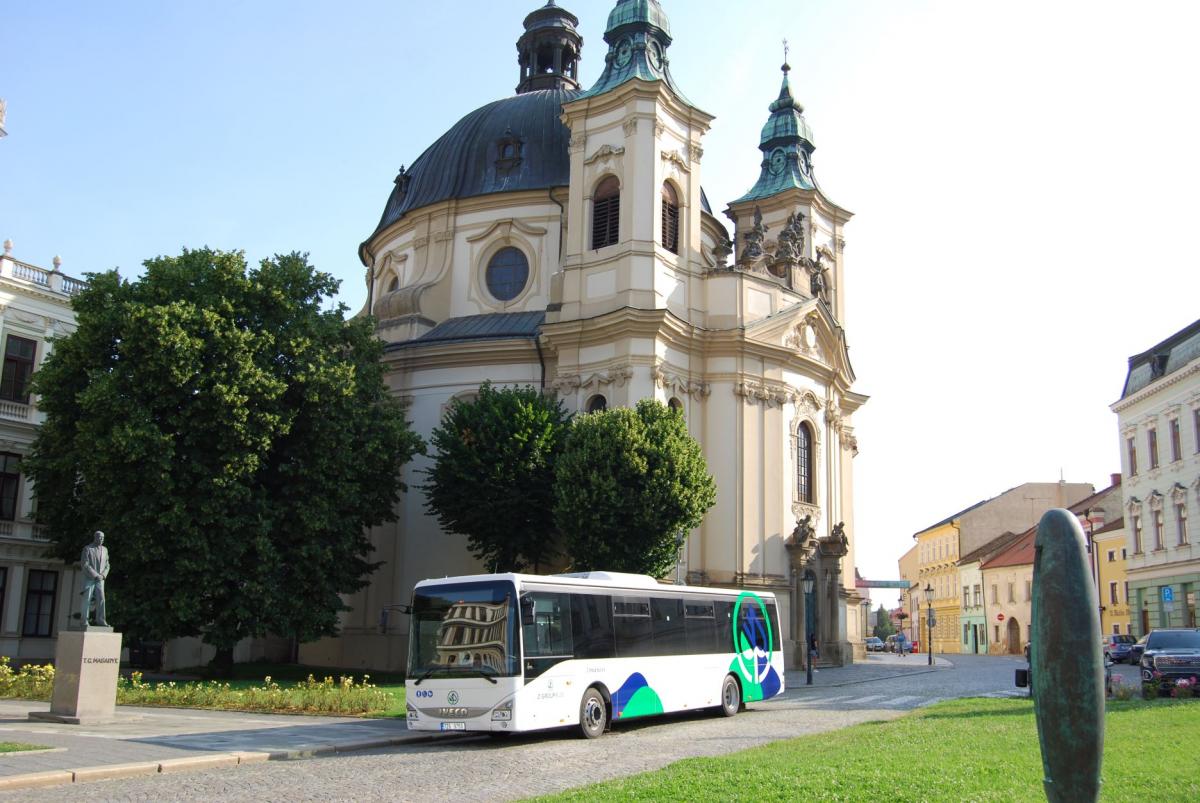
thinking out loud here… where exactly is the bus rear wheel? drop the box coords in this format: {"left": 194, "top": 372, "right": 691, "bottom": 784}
{"left": 579, "top": 688, "right": 607, "bottom": 739}
{"left": 720, "top": 674, "right": 741, "bottom": 717}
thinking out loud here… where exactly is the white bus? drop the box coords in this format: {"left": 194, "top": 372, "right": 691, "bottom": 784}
{"left": 405, "top": 571, "right": 785, "bottom": 738}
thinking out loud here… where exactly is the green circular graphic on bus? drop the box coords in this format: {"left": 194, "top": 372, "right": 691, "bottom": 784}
{"left": 729, "top": 592, "right": 781, "bottom": 702}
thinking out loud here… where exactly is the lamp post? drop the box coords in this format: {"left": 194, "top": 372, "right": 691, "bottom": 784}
{"left": 925, "top": 583, "right": 935, "bottom": 667}
{"left": 803, "top": 573, "right": 815, "bottom": 686}
{"left": 1084, "top": 507, "right": 1103, "bottom": 632}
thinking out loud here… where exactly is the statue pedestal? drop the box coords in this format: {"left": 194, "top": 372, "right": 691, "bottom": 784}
{"left": 29, "top": 629, "right": 123, "bottom": 725}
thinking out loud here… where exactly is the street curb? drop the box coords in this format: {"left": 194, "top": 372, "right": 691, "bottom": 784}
{"left": 784, "top": 667, "right": 943, "bottom": 690}
{"left": 0, "top": 730, "right": 460, "bottom": 791}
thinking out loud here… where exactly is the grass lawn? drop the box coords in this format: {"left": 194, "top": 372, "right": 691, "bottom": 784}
{"left": 0, "top": 742, "right": 49, "bottom": 753}
{"left": 534, "top": 697, "right": 1200, "bottom": 802}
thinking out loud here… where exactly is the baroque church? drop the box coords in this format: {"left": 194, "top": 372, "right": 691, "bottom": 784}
{"left": 302, "top": 0, "right": 869, "bottom": 671}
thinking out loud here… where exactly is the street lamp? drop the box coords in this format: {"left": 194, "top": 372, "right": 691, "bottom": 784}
{"left": 803, "top": 572, "right": 815, "bottom": 686}
{"left": 1084, "top": 507, "right": 1103, "bottom": 631}
{"left": 924, "top": 583, "right": 935, "bottom": 667}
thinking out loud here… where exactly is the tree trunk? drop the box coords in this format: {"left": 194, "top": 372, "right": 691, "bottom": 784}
{"left": 209, "top": 646, "right": 235, "bottom": 679}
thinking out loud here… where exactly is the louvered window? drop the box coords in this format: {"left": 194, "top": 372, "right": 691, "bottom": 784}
{"left": 661, "top": 183, "right": 679, "bottom": 253}
{"left": 592, "top": 177, "right": 620, "bottom": 249}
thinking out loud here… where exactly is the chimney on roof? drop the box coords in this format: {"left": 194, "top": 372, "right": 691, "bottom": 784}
{"left": 1111, "top": 473, "right": 1121, "bottom": 487}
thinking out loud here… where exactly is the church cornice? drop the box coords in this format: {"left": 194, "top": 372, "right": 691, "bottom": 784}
{"left": 560, "top": 77, "right": 714, "bottom": 133}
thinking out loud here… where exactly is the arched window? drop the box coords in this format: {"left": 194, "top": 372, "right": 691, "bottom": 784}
{"left": 485, "top": 247, "right": 530, "bottom": 302}
{"left": 796, "top": 423, "right": 813, "bottom": 504}
{"left": 586, "top": 394, "right": 608, "bottom": 413}
{"left": 387, "top": 276, "right": 399, "bottom": 293}
{"left": 667, "top": 397, "right": 683, "bottom": 412}
{"left": 592, "top": 177, "right": 620, "bottom": 249}
{"left": 661, "top": 182, "right": 679, "bottom": 254}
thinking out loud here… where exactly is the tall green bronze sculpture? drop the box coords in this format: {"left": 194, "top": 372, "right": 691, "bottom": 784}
{"left": 1031, "top": 509, "right": 1104, "bottom": 802}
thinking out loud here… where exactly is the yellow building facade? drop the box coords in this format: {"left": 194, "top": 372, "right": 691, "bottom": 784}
{"left": 914, "top": 522, "right": 961, "bottom": 654}
{"left": 1093, "top": 519, "right": 1132, "bottom": 636}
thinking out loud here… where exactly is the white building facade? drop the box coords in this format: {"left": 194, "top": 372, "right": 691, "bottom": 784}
{"left": 1112, "top": 318, "right": 1200, "bottom": 635}
{"left": 0, "top": 241, "right": 87, "bottom": 663}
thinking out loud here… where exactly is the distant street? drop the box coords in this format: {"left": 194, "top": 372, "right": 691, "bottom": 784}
{"left": 3, "top": 654, "right": 1034, "bottom": 802}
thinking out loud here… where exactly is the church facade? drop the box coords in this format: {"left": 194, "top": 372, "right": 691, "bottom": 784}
{"left": 303, "top": 0, "right": 869, "bottom": 671}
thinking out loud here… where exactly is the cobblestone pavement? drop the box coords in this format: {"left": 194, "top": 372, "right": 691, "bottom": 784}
{"left": 1, "top": 654, "right": 1031, "bottom": 802}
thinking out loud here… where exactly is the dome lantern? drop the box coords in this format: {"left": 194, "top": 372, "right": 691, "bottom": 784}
{"left": 516, "top": 1, "right": 584, "bottom": 95}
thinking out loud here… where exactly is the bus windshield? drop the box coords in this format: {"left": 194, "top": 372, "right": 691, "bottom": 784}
{"left": 409, "top": 580, "right": 520, "bottom": 680}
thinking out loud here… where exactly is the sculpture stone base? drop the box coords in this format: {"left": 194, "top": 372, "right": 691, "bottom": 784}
{"left": 29, "top": 630, "right": 123, "bottom": 725}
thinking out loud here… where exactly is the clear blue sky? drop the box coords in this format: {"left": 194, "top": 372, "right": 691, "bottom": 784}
{"left": 5, "top": 1, "right": 1199, "bottom": 603}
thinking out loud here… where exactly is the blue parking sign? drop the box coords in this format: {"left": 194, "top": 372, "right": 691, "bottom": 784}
{"left": 1161, "top": 586, "right": 1175, "bottom": 602}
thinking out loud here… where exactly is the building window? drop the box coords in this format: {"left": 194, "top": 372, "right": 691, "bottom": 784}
{"left": 0, "top": 567, "right": 6, "bottom": 623}
{"left": 22, "top": 570, "right": 57, "bottom": 637}
{"left": 1178, "top": 504, "right": 1189, "bottom": 546}
{"left": 484, "top": 247, "right": 529, "bottom": 302}
{"left": 1147, "top": 428, "right": 1159, "bottom": 470}
{"left": 796, "top": 423, "right": 813, "bottom": 504}
{"left": 1124, "top": 581, "right": 1129, "bottom": 604}
{"left": 1132, "top": 516, "right": 1143, "bottom": 554}
{"left": 0, "top": 335, "right": 37, "bottom": 404}
{"left": 991, "top": 584, "right": 998, "bottom": 604}
{"left": 1121, "top": 547, "right": 1127, "bottom": 560}
{"left": 1153, "top": 511, "right": 1164, "bottom": 551}
{"left": 585, "top": 395, "right": 607, "bottom": 413}
{"left": 1007, "top": 583, "right": 1015, "bottom": 603}
{"left": 1025, "top": 580, "right": 1032, "bottom": 601}
{"left": 963, "top": 586, "right": 969, "bottom": 609}
{"left": 592, "top": 176, "right": 620, "bottom": 249}
{"left": 660, "top": 183, "right": 679, "bottom": 254}
{"left": 0, "top": 452, "right": 20, "bottom": 522}
{"left": 963, "top": 624, "right": 969, "bottom": 644}
{"left": 1169, "top": 418, "right": 1182, "bottom": 462}
{"left": 1113, "top": 624, "right": 1120, "bottom": 635}
{"left": 973, "top": 585, "right": 981, "bottom": 607}
{"left": 994, "top": 624, "right": 1000, "bottom": 643}
{"left": 667, "top": 397, "right": 683, "bottom": 412}
{"left": 1127, "top": 437, "right": 1137, "bottom": 476}
{"left": 1109, "top": 581, "right": 1119, "bottom": 605}
{"left": 1107, "top": 549, "right": 1115, "bottom": 563}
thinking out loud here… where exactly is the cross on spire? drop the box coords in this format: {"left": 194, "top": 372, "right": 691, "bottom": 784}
{"left": 782, "top": 38, "right": 791, "bottom": 73}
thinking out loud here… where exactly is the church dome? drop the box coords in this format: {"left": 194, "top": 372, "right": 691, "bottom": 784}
{"left": 372, "top": 88, "right": 580, "bottom": 235}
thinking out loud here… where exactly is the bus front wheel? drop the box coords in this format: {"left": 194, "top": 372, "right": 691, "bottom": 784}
{"left": 579, "top": 687, "right": 608, "bottom": 739}
{"left": 720, "top": 674, "right": 741, "bottom": 717}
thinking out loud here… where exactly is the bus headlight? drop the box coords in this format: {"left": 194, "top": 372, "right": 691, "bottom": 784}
{"left": 491, "top": 702, "right": 512, "bottom": 721}
{"left": 406, "top": 703, "right": 419, "bottom": 721}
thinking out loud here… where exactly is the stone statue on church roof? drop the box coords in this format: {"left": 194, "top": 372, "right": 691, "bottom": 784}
{"left": 740, "top": 206, "right": 768, "bottom": 265}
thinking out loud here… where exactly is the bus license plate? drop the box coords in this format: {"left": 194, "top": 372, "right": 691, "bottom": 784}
{"left": 440, "top": 722, "right": 466, "bottom": 731}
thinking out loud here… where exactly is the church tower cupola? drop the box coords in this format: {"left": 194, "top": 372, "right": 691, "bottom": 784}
{"left": 578, "top": 0, "right": 688, "bottom": 101}
{"left": 516, "top": 1, "right": 584, "bottom": 94}
{"left": 734, "top": 60, "right": 820, "bottom": 203}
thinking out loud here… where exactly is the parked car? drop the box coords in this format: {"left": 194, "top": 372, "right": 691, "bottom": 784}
{"left": 884, "top": 634, "right": 910, "bottom": 653}
{"left": 1139, "top": 629, "right": 1200, "bottom": 695}
{"left": 1130, "top": 633, "right": 1150, "bottom": 665}
{"left": 1102, "top": 634, "right": 1136, "bottom": 663}
{"left": 865, "top": 637, "right": 885, "bottom": 652}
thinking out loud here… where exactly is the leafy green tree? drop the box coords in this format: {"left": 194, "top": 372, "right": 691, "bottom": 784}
{"left": 554, "top": 399, "right": 716, "bottom": 577}
{"left": 27, "top": 248, "right": 423, "bottom": 674}
{"left": 873, "top": 604, "right": 896, "bottom": 639}
{"left": 424, "top": 382, "right": 570, "bottom": 572}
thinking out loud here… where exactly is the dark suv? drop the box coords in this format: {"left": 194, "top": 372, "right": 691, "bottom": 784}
{"left": 1103, "top": 634, "right": 1136, "bottom": 663}
{"left": 1139, "top": 629, "right": 1200, "bottom": 691}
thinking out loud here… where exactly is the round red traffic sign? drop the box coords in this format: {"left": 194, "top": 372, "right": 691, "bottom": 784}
{"left": 996, "top": 613, "right": 1005, "bottom": 622}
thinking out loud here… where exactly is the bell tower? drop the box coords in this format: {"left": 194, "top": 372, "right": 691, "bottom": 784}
{"left": 550, "top": 0, "right": 713, "bottom": 325}
{"left": 516, "top": 2, "right": 583, "bottom": 94}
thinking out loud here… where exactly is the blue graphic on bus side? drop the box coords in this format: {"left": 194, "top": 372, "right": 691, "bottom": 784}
{"left": 730, "top": 591, "right": 782, "bottom": 702}
{"left": 612, "top": 672, "right": 664, "bottom": 718}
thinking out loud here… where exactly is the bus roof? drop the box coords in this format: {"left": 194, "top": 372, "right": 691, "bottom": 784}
{"left": 412, "top": 571, "right": 778, "bottom": 600}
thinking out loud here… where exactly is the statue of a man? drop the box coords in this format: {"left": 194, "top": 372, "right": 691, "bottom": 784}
{"left": 80, "top": 530, "right": 110, "bottom": 627}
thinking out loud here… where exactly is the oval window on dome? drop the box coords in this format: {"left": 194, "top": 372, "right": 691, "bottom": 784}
{"left": 485, "top": 247, "right": 530, "bottom": 302}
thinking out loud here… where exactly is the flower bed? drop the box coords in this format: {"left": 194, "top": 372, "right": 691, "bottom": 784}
{"left": 0, "top": 657, "right": 55, "bottom": 700}
{"left": 118, "top": 672, "right": 394, "bottom": 715}
{"left": 1142, "top": 671, "right": 1199, "bottom": 700}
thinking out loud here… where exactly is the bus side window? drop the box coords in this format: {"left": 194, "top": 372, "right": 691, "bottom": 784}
{"left": 613, "top": 597, "right": 653, "bottom": 658}
{"left": 570, "top": 594, "right": 615, "bottom": 659}
{"left": 651, "top": 598, "right": 685, "bottom": 655}
{"left": 765, "top": 601, "right": 783, "bottom": 651}
{"left": 522, "top": 592, "right": 574, "bottom": 680}
{"left": 684, "top": 601, "right": 717, "bottom": 654}
{"left": 714, "top": 600, "right": 735, "bottom": 654}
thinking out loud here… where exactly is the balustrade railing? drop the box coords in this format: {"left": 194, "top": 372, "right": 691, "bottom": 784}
{"left": 0, "top": 399, "right": 31, "bottom": 421}
{"left": 11, "top": 260, "right": 51, "bottom": 286}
